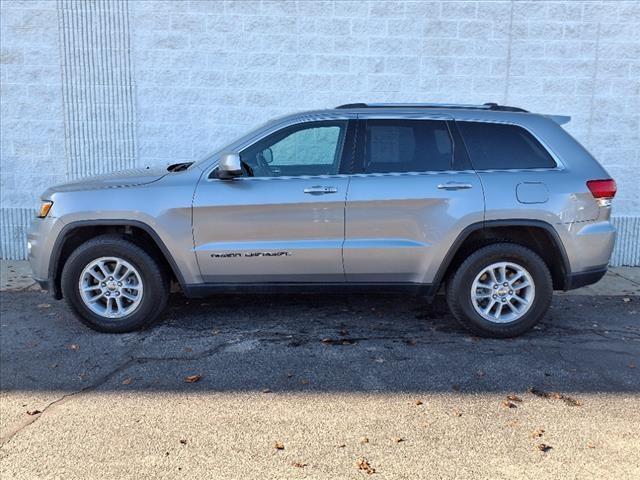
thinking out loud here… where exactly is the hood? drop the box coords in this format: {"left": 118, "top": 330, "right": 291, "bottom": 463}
{"left": 46, "top": 167, "right": 169, "bottom": 194}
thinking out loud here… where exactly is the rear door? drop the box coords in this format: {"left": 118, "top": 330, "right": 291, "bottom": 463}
{"left": 193, "top": 119, "right": 355, "bottom": 283}
{"left": 343, "top": 115, "right": 485, "bottom": 284}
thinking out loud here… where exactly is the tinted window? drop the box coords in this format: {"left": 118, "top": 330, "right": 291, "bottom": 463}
{"left": 458, "top": 121, "right": 556, "bottom": 170}
{"left": 364, "top": 120, "right": 453, "bottom": 173}
{"left": 240, "top": 121, "right": 347, "bottom": 177}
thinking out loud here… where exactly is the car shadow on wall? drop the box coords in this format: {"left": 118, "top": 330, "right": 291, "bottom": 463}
{"left": 0, "top": 291, "right": 639, "bottom": 394}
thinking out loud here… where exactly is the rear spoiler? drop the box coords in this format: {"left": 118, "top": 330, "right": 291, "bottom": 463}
{"left": 545, "top": 114, "right": 571, "bottom": 125}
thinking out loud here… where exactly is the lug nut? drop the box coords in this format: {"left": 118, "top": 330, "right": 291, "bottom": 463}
{"left": 117, "top": 282, "right": 122, "bottom": 286}
{"left": 501, "top": 297, "right": 507, "bottom": 302}
{"left": 509, "top": 290, "right": 513, "bottom": 295}
{"left": 105, "top": 292, "right": 110, "bottom": 296}
{"left": 492, "top": 294, "right": 497, "bottom": 299}
{"left": 503, "top": 282, "right": 508, "bottom": 287}
{"left": 493, "top": 285, "right": 498, "bottom": 289}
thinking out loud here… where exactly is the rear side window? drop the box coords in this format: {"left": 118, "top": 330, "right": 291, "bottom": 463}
{"left": 364, "top": 120, "right": 453, "bottom": 173}
{"left": 457, "top": 121, "right": 556, "bottom": 170}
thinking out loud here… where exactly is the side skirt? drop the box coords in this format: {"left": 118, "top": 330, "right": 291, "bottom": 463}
{"left": 183, "top": 282, "right": 435, "bottom": 298}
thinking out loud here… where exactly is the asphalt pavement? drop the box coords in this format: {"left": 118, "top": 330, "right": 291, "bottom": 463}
{"left": 1, "top": 274, "right": 639, "bottom": 479}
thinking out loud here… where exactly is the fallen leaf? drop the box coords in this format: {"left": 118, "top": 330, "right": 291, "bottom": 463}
{"left": 274, "top": 441, "right": 284, "bottom": 450}
{"left": 286, "top": 372, "right": 293, "bottom": 378}
{"left": 622, "top": 297, "right": 631, "bottom": 303}
{"left": 68, "top": 344, "right": 80, "bottom": 350}
{"left": 337, "top": 443, "right": 346, "bottom": 448}
{"left": 341, "top": 339, "right": 356, "bottom": 345}
{"left": 184, "top": 374, "right": 201, "bottom": 383}
{"left": 452, "top": 409, "right": 462, "bottom": 417}
{"left": 320, "top": 338, "right": 333, "bottom": 344}
{"left": 507, "top": 394, "right": 523, "bottom": 403}
{"left": 291, "top": 461, "right": 307, "bottom": 468}
{"left": 300, "top": 378, "right": 309, "bottom": 385}
{"left": 391, "top": 436, "right": 403, "bottom": 443}
{"left": 628, "top": 363, "right": 636, "bottom": 369}
{"left": 37, "top": 303, "right": 51, "bottom": 309}
{"left": 262, "top": 388, "right": 272, "bottom": 393}
{"left": 537, "top": 443, "right": 552, "bottom": 453}
{"left": 587, "top": 442, "right": 595, "bottom": 449}
{"left": 179, "top": 438, "right": 187, "bottom": 445}
{"left": 502, "top": 400, "right": 517, "bottom": 409}
{"left": 414, "top": 399, "right": 423, "bottom": 406}
{"left": 356, "top": 458, "right": 375, "bottom": 475}
{"left": 26, "top": 409, "right": 41, "bottom": 416}
{"left": 359, "top": 436, "right": 369, "bottom": 444}
{"left": 122, "top": 377, "right": 133, "bottom": 385}
{"left": 528, "top": 387, "right": 581, "bottom": 406}
{"left": 531, "top": 428, "right": 545, "bottom": 438}
{"left": 184, "top": 347, "right": 193, "bottom": 353}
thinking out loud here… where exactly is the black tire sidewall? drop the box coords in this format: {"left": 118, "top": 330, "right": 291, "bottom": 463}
{"left": 61, "top": 236, "right": 168, "bottom": 333}
{"left": 447, "top": 244, "right": 553, "bottom": 338}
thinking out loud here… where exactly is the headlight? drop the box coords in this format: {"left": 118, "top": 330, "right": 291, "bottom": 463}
{"left": 38, "top": 201, "right": 53, "bottom": 218}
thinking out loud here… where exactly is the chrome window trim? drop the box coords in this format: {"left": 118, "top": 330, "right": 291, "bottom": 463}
{"left": 348, "top": 169, "right": 478, "bottom": 178}
{"left": 204, "top": 113, "right": 566, "bottom": 181}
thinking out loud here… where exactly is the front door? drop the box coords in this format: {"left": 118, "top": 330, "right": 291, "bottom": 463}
{"left": 344, "top": 116, "right": 485, "bottom": 284}
{"left": 193, "top": 120, "right": 355, "bottom": 283}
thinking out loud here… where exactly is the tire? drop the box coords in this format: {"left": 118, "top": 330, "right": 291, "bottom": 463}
{"left": 446, "top": 243, "right": 553, "bottom": 338}
{"left": 61, "top": 235, "right": 169, "bottom": 333}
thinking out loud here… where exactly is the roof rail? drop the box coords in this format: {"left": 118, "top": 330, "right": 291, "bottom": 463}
{"left": 335, "top": 102, "right": 529, "bottom": 113}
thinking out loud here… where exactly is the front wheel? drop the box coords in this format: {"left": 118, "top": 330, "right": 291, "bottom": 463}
{"left": 61, "top": 235, "right": 169, "bottom": 333}
{"left": 446, "top": 243, "right": 553, "bottom": 338}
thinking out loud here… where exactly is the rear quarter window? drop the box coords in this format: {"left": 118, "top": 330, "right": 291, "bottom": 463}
{"left": 457, "top": 121, "right": 556, "bottom": 170}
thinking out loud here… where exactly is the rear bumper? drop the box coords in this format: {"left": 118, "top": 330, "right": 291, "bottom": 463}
{"left": 564, "top": 266, "right": 608, "bottom": 291}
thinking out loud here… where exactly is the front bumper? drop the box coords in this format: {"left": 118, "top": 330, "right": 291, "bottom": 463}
{"left": 27, "top": 215, "right": 64, "bottom": 298}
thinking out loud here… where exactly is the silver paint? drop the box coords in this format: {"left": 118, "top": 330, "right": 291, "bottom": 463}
{"left": 28, "top": 105, "right": 616, "bottom": 291}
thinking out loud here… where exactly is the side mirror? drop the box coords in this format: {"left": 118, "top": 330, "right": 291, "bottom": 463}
{"left": 217, "top": 153, "right": 242, "bottom": 180}
{"left": 263, "top": 148, "right": 273, "bottom": 164}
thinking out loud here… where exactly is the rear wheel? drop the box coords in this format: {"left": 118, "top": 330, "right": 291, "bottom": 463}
{"left": 61, "top": 235, "right": 169, "bottom": 333}
{"left": 446, "top": 243, "right": 553, "bottom": 338}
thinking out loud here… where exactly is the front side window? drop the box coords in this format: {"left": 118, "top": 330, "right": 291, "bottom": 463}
{"left": 363, "top": 119, "right": 453, "bottom": 173}
{"left": 457, "top": 121, "right": 556, "bottom": 170}
{"left": 240, "top": 121, "right": 347, "bottom": 177}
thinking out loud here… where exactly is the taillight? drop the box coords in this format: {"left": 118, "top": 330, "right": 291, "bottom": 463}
{"left": 587, "top": 179, "right": 616, "bottom": 207}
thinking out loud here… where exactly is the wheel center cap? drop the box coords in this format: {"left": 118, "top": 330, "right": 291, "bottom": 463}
{"left": 106, "top": 280, "right": 117, "bottom": 291}
{"left": 497, "top": 287, "right": 509, "bottom": 296}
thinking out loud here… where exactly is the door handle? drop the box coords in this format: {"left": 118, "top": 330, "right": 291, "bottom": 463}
{"left": 304, "top": 186, "right": 338, "bottom": 195}
{"left": 437, "top": 182, "right": 473, "bottom": 190}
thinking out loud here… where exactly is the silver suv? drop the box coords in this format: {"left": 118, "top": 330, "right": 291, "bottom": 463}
{"left": 27, "top": 103, "right": 617, "bottom": 337}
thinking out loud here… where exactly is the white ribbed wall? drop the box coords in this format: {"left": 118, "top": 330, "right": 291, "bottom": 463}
{"left": 1, "top": 0, "right": 638, "bottom": 264}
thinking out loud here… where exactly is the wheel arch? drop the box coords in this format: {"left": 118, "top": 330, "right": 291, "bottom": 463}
{"left": 430, "top": 219, "right": 571, "bottom": 297}
{"left": 49, "top": 220, "right": 186, "bottom": 299}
